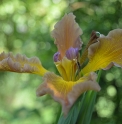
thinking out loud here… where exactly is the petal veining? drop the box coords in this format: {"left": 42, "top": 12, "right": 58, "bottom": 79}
{"left": 51, "top": 13, "right": 83, "bottom": 58}
{"left": 0, "top": 52, "right": 48, "bottom": 76}
{"left": 55, "top": 57, "right": 77, "bottom": 81}
{"left": 82, "top": 29, "right": 122, "bottom": 74}
{"left": 36, "top": 72, "right": 100, "bottom": 115}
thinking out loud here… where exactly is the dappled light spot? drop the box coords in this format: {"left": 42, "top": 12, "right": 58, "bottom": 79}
{"left": 42, "top": 107, "right": 56, "bottom": 124}
{"left": 39, "top": 42, "right": 46, "bottom": 50}
{"left": 25, "top": 42, "right": 37, "bottom": 54}
{"left": 16, "top": 24, "right": 28, "bottom": 33}
{"left": 114, "top": 69, "right": 121, "bottom": 79}
{"left": 52, "top": 0, "right": 61, "bottom": 4}
{"left": 12, "top": 89, "right": 35, "bottom": 109}
{"left": 107, "top": 85, "right": 117, "bottom": 97}
{"left": 13, "top": 39, "right": 23, "bottom": 49}
{"left": 41, "top": 0, "right": 51, "bottom": 7}
{"left": 96, "top": 97, "right": 115, "bottom": 118}
{"left": 28, "top": 19, "right": 36, "bottom": 27}
{"left": 105, "top": 73, "right": 114, "bottom": 81}
{"left": 0, "top": 2, "right": 14, "bottom": 15}
{"left": 20, "top": 73, "right": 30, "bottom": 82}
{"left": 18, "top": 5, "right": 26, "bottom": 14}
{"left": 2, "top": 24, "right": 13, "bottom": 35}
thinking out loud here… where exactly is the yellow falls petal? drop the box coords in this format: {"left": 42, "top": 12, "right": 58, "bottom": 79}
{"left": 51, "top": 13, "right": 83, "bottom": 58}
{"left": 82, "top": 29, "right": 122, "bottom": 74}
{"left": 36, "top": 72, "right": 100, "bottom": 115}
{"left": 0, "top": 52, "right": 48, "bottom": 76}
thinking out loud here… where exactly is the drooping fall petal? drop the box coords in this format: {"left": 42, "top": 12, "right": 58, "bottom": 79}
{"left": 51, "top": 13, "right": 83, "bottom": 59}
{"left": 36, "top": 72, "right": 100, "bottom": 115}
{"left": 0, "top": 52, "right": 48, "bottom": 76}
{"left": 82, "top": 29, "right": 122, "bottom": 74}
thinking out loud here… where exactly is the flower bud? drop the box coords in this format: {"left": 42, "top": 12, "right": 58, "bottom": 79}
{"left": 66, "top": 47, "right": 79, "bottom": 60}
{"left": 53, "top": 52, "right": 60, "bottom": 62}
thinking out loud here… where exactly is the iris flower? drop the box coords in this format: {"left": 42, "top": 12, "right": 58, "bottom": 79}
{"left": 0, "top": 13, "right": 122, "bottom": 115}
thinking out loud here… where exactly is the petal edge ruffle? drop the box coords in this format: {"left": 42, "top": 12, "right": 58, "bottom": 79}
{"left": 0, "top": 52, "right": 48, "bottom": 76}
{"left": 82, "top": 29, "right": 122, "bottom": 74}
{"left": 51, "top": 13, "right": 83, "bottom": 58}
{"left": 36, "top": 72, "right": 100, "bottom": 115}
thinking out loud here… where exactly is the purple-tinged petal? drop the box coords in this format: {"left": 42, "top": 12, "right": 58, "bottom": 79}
{"left": 53, "top": 52, "right": 61, "bottom": 62}
{"left": 66, "top": 47, "right": 79, "bottom": 60}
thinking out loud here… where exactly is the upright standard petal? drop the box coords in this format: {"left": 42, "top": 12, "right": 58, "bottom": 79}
{"left": 82, "top": 29, "right": 122, "bottom": 74}
{"left": 36, "top": 72, "right": 100, "bottom": 115}
{"left": 51, "top": 13, "right": 83, "bottom": 58}
{"left": 0, "top": 52, "right": 48, "bottom": 76}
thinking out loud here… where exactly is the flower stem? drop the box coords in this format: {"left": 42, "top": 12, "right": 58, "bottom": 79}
{"left": 76, "top": 70, "right": 102, "bottom": 124}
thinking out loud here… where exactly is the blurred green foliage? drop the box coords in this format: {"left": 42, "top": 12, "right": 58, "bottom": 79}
{"left": 0, "top": 0, "right": 122, "bottom": 124}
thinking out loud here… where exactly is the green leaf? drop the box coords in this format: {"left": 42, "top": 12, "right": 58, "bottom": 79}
{"left": 76, "top": 70, "right": 102, "bottom": 124}
{"left": 57, "top": 93, "right": 86, "bottom": 124}
{"left": 76, "top": 91, "right": 97, "bottom": 124}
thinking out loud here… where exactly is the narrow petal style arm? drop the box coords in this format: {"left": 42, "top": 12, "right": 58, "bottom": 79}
{"left": 0, "top": 52, "right": 48, "bottom": 76}
{"left": 82, "top": 29, "right": 122, "bottom": 74}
